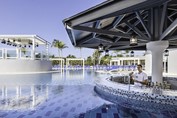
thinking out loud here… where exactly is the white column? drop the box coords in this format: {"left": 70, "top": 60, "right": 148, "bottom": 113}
{"left": 118, "top": 60, "right": 120, "bottom": 65}
{"left": 146, "top": 41, "right": 169, "bottom": 83}
{"left": 145, "top": 51, "right": 152, "bottom": 74}
{"left": 16, "top": 48, "right": 19, "bottom": 59}
{"left": 137, "top": 59, "right": 139, "bottom": 64}
{"left": 133, "top": 59, "right": 135, "bottom": 65}
{"left": 110, "top": 60, "right": 112, "bottom": 66}
{"left": 31, "top": 38, "right": 36, "bottom": 60}
{"left": 46, "top": 44, "right": 49, "bottom": 60}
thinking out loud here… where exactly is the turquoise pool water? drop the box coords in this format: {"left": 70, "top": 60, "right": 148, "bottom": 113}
{"left": 0, "top": 70, "right": 111, "bottom": 118}
{"left": 0, "top": 70, "right": 176, "bottom": 118}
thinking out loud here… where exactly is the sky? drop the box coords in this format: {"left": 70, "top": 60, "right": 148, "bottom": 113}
{"left": 0, "top": 0, "right": 105, "bottom": 58}
{"left": 0, "top": 0, "right": 144, "bottom": 58}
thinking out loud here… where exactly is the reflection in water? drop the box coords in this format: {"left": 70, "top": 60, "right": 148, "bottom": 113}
{"left": 0, "top": 74, "right": 52, "bottom": 110}
{"left": 64, "top": 69, "right": 85, "bottom": 80}
{"left": 0, "top": 70, "right": 114, "bottom": 118}
{"left": 0, "top": 70, "right": 88, "bottom": 111}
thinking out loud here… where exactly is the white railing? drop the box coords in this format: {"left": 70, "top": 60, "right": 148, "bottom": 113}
{"left": 35, "top": 51, "right": 48, "bottom": 60}
{"left": 0, "top": 48, "right": 48, "bottom": 60}
{"left": 5, "top": 49, "right": 17, "bottom": 59}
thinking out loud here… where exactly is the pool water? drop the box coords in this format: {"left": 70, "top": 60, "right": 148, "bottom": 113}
{"left": 0, "top": 70, "right": 177, "bottom": 118}
{"left": 0, "top": 70, "right": 111, "bottom": 118}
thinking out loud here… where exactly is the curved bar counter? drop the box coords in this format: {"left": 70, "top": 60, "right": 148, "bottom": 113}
{"left": 94, "top": 75, "right": 177, "bottom": 111}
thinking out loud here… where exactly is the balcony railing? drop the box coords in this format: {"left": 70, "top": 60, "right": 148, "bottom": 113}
{"left": 0, "top": 48, "right": 48, "bottom": 60}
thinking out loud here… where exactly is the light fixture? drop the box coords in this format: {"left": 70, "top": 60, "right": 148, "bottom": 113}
{"left": 164, "top": 49, "right": 169, "bottom": 57}
{"left": 7, "top": 40, "right": 10, "bottom": 45}
{"left": 98, "top": 43, "right": 104, "bottom": 53}
{"left": 1, "top": 39, "right": 6, "bottom": 44}
{"left": 105, "top": 50, "right": 109, "bottom": 56}
{"left": 130, "top": 51, "right": 134, "bottom": 57}
{"left": 130, "top": 34, "right": 138, "bottom": 46}
{"left": 29, "top": 40, "right": 33, "bottom": 45}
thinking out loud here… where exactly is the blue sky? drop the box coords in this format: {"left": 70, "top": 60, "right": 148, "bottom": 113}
{"left": 0, "top": 0, "right": 105, "bottom": 58}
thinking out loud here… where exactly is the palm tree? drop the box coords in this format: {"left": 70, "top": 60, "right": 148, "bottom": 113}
{"left": 125, "top": 50, "right": 130, "bottom": 57}
{"left": 21, "top": 47, "right": 27, "bottom": 56}
{"left": 52, "top": 39, "right": 68, "bottom": 57}
{"left": 92, "top": 49, "right": 101, "bottom": 65}
{"left": 113, "top": 50, "right": 123, "bottom": 57}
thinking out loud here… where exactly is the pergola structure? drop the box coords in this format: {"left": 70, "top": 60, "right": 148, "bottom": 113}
{"left": 66, "top": 58, "right": 85, "bottom": 69}
{"left": 50, "top": 58, "right": 65, "bottom": 71}
{"left": 0, "top": 35, "right": 50, "bottom": 60}
{"left": 63, "top": 0, "right": 177, "bottom": 83}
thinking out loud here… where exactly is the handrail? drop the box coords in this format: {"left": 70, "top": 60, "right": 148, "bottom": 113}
{"left": 0, "top": 48, "right": 48, "bottom": 60}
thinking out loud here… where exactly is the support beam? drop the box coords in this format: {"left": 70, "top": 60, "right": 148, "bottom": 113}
{"left": 166, "top": 35, "right": 177, "bottom": 41}
{"left": 95, "top": 37, "right": 114, "bottom": 43}
{"left": 76, "top": 34, "right": 93, "bottom": 45}
{"left": 78, "top": 41, "right": 147, "bottom": 47}
{"left": 113, "top": 15, "right": 126, "bottom": 28}
{"left": 136, "top": 11, "right": 152, "bottom": 38}
{"left": 160, "top": 18, "right": 177, "bottom": 40}
{"left": 160, "top": 3, "right": 167, "bottom": 35}
{"left": 73, "top": 25, "right": 131, "bottom": 38}
{"left": 110, "top": 43, "right": 146, "bottom": 50}
{"left": 105, "top": 15, "right": 148, "bottom": 50}
{"left": 93, "top": 21, "right": 101, "bottom": 38}
{"left": 125, "top": 21, "right": 149, "bottom": 40}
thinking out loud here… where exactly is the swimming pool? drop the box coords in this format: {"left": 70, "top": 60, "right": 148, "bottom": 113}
{"left": 0, "top": 70, "right": 111, "bottom": 118}
{"left": 0, "top": 70, "right": 176, "bottom": 118}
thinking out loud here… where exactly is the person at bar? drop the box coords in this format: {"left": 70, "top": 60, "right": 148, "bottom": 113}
{"left": 129, "top": 64, "right": 148, "bottom": 86}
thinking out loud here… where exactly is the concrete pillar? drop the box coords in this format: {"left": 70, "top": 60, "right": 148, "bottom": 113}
{"left": 138, "top": 59, "right": 140, "bottom": 64}
{"left": 133, "top": 59, "right": 135, "bottom": 65}
{"left": 46, "top": 44, "right": 49, "bottom": 60}
{"left": 118, "top": 60, "right": 120, "bottom": 65}
{"left": 146, "top": 41, "right": 169, "bottom": 83}
{"left": 145, "top": 51, "right": 152, "bottom": 74}
{"left": 31, "top": 38, "right": 36, "bottom": 60}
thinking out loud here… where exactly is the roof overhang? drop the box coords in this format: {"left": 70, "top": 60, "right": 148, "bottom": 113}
{"left": 63, "top": 0, "right": 177, "bottom": 51}
{"left": 0, "top": 35, "right": 50, "bottom": 45}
